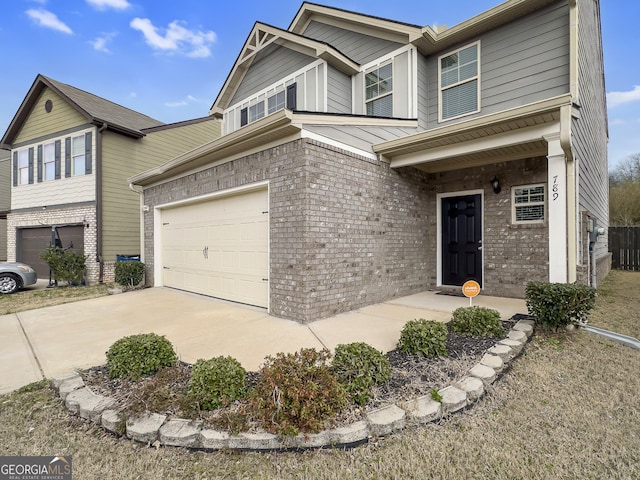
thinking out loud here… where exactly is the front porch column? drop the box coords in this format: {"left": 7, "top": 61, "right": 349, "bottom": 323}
{"left": 545, "top": 134, "right": 568, "bottom": 283}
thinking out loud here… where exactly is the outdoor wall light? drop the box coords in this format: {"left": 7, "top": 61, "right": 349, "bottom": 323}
{"left": 490, "top": 176, "right": 501, "bottom": 194}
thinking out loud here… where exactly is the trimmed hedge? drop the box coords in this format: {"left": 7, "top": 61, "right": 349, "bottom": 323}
{"left": 449, "top": 306, "right": 504, "bottom": 338}
{"left": 106, "top": 333, "right": 177, "bottom": 380}
{"left": 115, "top": 260, "right": 145, "bottom": 287}
{"left": 525, "top": 282, "right": 597, "bottom": 331}
{"left": 188, "top": 356, "right": 247, "bottom": 410}
{"left": 397, "top": 319, "right": 448, "bottom": 357}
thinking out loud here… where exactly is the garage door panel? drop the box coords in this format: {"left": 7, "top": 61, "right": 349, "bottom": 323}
{"left": 161, "top": 188, "right": 268, "bottom": 308}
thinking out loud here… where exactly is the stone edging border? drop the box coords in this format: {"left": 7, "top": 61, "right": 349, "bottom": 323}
{"left": 51, "top": 319, "right": 534, "bottom": 452}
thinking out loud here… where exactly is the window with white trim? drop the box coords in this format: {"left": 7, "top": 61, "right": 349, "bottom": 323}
{"left": 268, "top": 90, "right": 285, "bottom": 114}
{"left": 512, "top": 184, "right": 545, "bottom": 224}
{"left": 71, "top": 135, "right": 86, "bottom": 176}
{"left": 17, "top": 149, "right": 29, "bottom": 185}
{"left": 439, "top": 42, "right": 480, "bottom": 121}
{"left": 365, "top": 62, "right": 393, "bottom": 117}
{"left": 43, "top": 142, "right": 55, "bottom": 181}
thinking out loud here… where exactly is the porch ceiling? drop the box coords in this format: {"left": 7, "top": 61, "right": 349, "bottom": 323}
{"left": 374, "top": 95, "right": 571, "bottom": 173}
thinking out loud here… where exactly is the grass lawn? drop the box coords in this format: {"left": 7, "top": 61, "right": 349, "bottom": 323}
{"left": 0, "top": 283, "right": 110, "bottom": 314}
{"left": 1, "top": 271, "right": 639, "bottom": 479}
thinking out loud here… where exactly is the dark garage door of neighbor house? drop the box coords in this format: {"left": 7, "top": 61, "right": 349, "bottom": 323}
{"left": 18, "top": 226, "right": 84, "bottom": 279}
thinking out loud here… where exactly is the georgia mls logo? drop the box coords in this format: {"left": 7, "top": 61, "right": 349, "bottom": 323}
{"left": 0, "top": 455, "right": 72, "bottom": 480}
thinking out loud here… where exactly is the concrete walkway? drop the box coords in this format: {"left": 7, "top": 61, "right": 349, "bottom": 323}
{"left": 0, "top": 287, "right": 526, "bottom": 395}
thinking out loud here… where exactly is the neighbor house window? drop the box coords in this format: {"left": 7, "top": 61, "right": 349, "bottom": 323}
{"left": 439, "top": 42, "right": 480, "bottom": 121}
{"left": 365, "top": 62, "right": 393, "bottom": 117}
{"left": 71, "top": 135, "right": 86, "bottom": 175}
{"left": 512, "top": 184, "right": 545, "bottom": 223}
{"left": 17, "top": 149, "right": 30, "bottom": 185}
{"left": 43, "top": 142, "right": 56, "bottom": 180}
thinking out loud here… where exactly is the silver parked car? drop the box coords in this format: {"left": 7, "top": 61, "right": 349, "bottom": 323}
{"left": 0, "top": 262, "right": 38, "bottom": 294}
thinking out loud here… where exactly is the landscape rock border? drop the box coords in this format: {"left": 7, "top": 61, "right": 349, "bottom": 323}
{"left": 52, "top": 319, "right": 535, "bottom": 452}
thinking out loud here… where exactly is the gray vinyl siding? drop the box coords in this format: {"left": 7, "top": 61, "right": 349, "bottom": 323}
{"left": 416, "top": 53, "right": 429, "bottom": 130}
{"left": 425, "top": 2, "right": 570, "bottom": 128}
{"left": 101, "top": 120, "right": 220, "bottom": 261}
{"left": 230, "top": 44, "right": 315, "bottom": 106}
{"left": 327, "top": 66, "right": 352, "bottom": 114}
{"left": 574, "top": 0, "right": 608, "bottom": 258}
{"left": 394, "top": 51, "right": 409, "bottom": 118}
{"left": 303, "top": 20, "right": 403, "bottom": 64}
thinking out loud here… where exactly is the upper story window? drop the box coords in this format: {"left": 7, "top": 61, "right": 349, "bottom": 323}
{"left": 17, "top": 149, "right": 30, "bottom": 185}
{"left": 71, "top": 135, "right": 86, "bottom": 176}
{"left": 43, "top": 142, "right": 56, "bottom": 181}
{"left": 439, "top": 42, "right": 480, "bottom": 122}
{"left": 365, "top": 63, "right": 393, "bottom": 117}
{"left": 512, "top": 184, "right": 545, "bottom": 224}
{"left": 240, "top": 84, "right": 297, "bottom": 128}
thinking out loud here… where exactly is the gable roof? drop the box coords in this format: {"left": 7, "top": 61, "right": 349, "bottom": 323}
{"left": 1, "top": 74, "right": 165, "bottom": 145}
{"left": 211, "top": 21, "right": 359, "bottom": 113}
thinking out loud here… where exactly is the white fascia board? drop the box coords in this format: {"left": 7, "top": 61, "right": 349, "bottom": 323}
{"left": 390, "top": 121, "right": 560, "bottom": 169}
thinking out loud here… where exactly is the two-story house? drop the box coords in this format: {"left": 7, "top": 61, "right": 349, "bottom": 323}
{"left": 129, "top": 0, "right": 609, "bottom": 323}
{"left": 1, "top": 74, "right": 221, "bottom": 283}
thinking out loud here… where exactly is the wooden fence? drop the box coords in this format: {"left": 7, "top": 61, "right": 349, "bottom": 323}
{"left": 609, "top": 226, "right": 640, "bottom": 271}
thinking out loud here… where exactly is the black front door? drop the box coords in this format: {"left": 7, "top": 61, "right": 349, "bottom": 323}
{"left": 442, "top": 194, "right": 482, "bottom": 286}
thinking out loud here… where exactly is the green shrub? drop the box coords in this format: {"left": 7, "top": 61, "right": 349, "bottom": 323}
{"left": 449, "top": 306, "right": 504, "bottom": 338}
{"left": 525, "top": 282, "right": 597, "bottom": 331}
{"left": 40, "top": 246, "right": 86, "bottom": 285}
{"left": 115, "top": 260, "right": 145, "bottom": 287}
{"left": 397, "top": 319, "right": 448, "bottom": 357}
{"left": 188, "top": 356, "right": 247, "bottom": 410}
{"left": 106, "top": 333, "right": 177, "bottom": 380}
{"left": 332, "top": 342, "right": 391, "bottom": 406}
{"left": 250, "top": 348, "right": 347, "bottom": 436}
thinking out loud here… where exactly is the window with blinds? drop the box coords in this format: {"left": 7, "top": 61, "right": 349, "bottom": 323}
{"left": 439, "top": 42, "right": 480, "bottom": 121}
{"left": 512, "top": 184, "right": 546, "bottom": 224}
{"left": 365, "top": 62, "right": 393, "bottom": 117}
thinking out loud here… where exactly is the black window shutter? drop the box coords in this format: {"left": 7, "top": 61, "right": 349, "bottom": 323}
{"left": 37, "top": 145, "right": 43, "bottom": 182}
{"left": 55, "top": 140, "right": 61, "bottom": 179}
{"left": 85, "top": 132, "right": 92, "bottom": 174}
{"left": 240, "top": 108, "right": 248, "bottom": 127}
{"left": 286, "top": 83, "right": 297, "bottom": 110}
{"left": 65, "top": 137, "right": 71, "bottom": 177}
{"left": 12, "top": 151, "right": 17, "bottom": 187}
{"left": 28, "top": 147, "right": 34, "bottom": 184}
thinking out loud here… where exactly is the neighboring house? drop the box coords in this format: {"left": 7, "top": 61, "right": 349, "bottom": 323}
{"left": 0, "top": 150, "right": 10, "bottom": 260}
{"left": 129, "top": 0, "right": 609, "bottom": 323}
{"left": 1, "top": 74, "right": 221, "bottom": 282}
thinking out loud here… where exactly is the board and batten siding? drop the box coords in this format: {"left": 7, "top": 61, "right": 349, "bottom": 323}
{"left": 425, "top": 1, "right": 570, "bottom": 129}
{"left": 12, "top": 126, "right": 97, "bottom": 210}
{"left": 326, "top": 66, "right": 352, "bottom": 114}
{"left": 230, "top": 44, "right": 315, "bottom": 107}
{"left": 14, "top": 88, "right": 87, "bottom": 145}
{"left": 101, "top": 119, "right": 220, "bottom": 261}
{"left": 573, "top": 0, "right": 608, "bottom": 259}
{"left": 302, "top": 20, "right": 404, "bottom": 65}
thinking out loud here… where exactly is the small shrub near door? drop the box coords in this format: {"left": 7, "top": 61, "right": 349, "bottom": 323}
{"left": 332, "top": 342, "right": 391, "bottom": 406}
{"left": 250, "top": 348, "right": 347, "bottom": 436}
{"left": 115, "top": 260, "right": 145, "bottom": 288}
{"left": 397, "top": 319, "right": 448, "bottom": 357}
{"left": 188, "top": 356, "right": 247, "bottom": 410}
{"left": 525, "top": 282, "right": 597, "bottom": 331}
{"left": 449, "top": 306, "right": 505, "bottom": 338}
{"left": 106, "top": 333, "right": 178, "bottom": 380}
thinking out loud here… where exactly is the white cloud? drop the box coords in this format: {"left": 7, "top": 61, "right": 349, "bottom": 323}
{"left": 90, "top": 33, "right": 117, "bottom": 53}
{"left": 607, "top": 85, "right": 640, "bottom": 108}
{"left": 130, "top": 18, "right": 216, "bottom": 58}
{"left": 26, "top": 8, "right": 73, "bottom": 34}
{"left": 86, "top": 0, "right": 131, "bottom": 10}
{"left": 164, "top": 95, "right": 204, "bottom": 108}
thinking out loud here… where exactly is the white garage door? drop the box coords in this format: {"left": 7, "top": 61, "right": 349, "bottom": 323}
{"left": 160, "top": 188, "right": 269, "bottom": 308}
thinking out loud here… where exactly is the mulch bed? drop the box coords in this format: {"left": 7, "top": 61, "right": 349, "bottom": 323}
{"left": 80, "top": 319, "right": 516, "bottom": 433}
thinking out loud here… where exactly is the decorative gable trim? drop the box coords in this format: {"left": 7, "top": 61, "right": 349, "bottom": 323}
{"left": 211, "top": 22, "right": 359, "bottom": 113}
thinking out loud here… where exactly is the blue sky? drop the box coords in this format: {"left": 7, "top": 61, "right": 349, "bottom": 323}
{"left": 1, "top": 0, "right": 638, "bottom": 170}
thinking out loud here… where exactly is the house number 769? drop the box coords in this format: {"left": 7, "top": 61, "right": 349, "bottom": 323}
{"left": 552, "top": 175, "right": 559, "bottom": 201}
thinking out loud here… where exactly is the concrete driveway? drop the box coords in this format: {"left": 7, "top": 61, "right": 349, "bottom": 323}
{"left": 0, "top": 287, "right": 526, "bottom": 395}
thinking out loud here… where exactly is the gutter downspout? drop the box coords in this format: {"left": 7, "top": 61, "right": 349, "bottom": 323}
{"left": 128, "top": 182, "right": 145, "bottom": 265}
{"left": 96, "top": 122, "right": 108, "bottom": 283}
